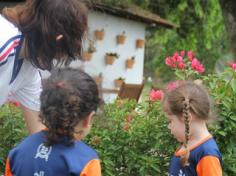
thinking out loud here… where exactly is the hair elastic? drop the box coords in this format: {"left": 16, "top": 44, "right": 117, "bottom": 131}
{"left": 56, "top": 81, "right": 66, "bottom": 89}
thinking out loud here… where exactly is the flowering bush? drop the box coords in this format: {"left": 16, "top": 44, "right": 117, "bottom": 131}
{"left": 165, "top": 50, "right": 205, "bottom": 80}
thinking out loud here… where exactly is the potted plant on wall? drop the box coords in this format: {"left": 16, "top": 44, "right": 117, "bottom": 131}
{"left": 116, "top": 31, "right": 126, "bottom": 45}
{"left": 114, "top": 77, "right": 125, "bottom": 88}
{"left": 94, "top": 28, "right": 105, "bottom": 40}
{"left": 126, "top": 56, "right": 135, "bottom": 69}
{"left": 83, "top": 41, "right": 96, "bottom": 61}
{"left": 136, "top": 39, "right": 145, "bottom": 48}
{"left": 105, "top": 52, "right": 119, "bottom": 65}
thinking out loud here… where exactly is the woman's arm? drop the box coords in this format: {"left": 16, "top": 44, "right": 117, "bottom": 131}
{"left": 21, "top": 105, "right": 45, "bottom": 134}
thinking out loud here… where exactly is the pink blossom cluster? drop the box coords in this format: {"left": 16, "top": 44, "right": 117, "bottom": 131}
{"left": 165, "top": 51, "right": 185, "bottom": 70}
{"left": 165, "top": 51, "right": 205, "bottom": 73}
{"left": 229, "top": 62, "right": 236, "bottom": 70}
{"left": 191, "top": 58, "right": 205, "bottom": 73}
{"left": 165, "top": 80, "right": 184, "bottom": 91}
{"left": 149, "top": 89, "right": 164, "bottom": 101}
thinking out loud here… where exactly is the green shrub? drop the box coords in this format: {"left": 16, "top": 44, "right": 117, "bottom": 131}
{"left": 0, "top": 104, "right": 27, "bottom": 173}
{"left": 0, "top": 65, "right": 235, "bottom": 175}
{"left": 204, "top": 68, "right": 236, "bottom": 175}
{"left": 85, "top": 100, "right": 177, "bottom": 175}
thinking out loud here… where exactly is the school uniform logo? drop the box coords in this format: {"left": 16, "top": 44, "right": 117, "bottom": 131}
{"left": 168, "top": 169, "right": 185, "bottom": 176}
{"left": 34, "top": 171, "right": 45, "bottom": 176}
{"left": 35, "top": 143, "right": 52, "bottom": 162}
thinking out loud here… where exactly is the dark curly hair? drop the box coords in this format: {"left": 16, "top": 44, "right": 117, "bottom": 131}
{"left": 40, "top": 68, "right": 100, "bottom": 146}
{"left": 2, "top": 0, "right": 88, "bottom": 70}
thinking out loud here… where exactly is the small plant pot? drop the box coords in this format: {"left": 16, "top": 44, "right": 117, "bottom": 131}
{"left": 136, "top": 39, "right": 145, "bottom": 48}
{"left": 114, "top": 79, "right": 124, "bottom": 88}
{"left": 117, "top": 35, "right": 126, "bottom": 45}
{"left": 94, "top": 30, "right": 105, "bottom": 40}
{"left": 126, "top": 59, "right": 135, "bottom": 69}
{"left": 105, "top": 55, "right": 115, "bottom": 65}
{"left": 83, "top": 52, "right": 92, "bottom": 61}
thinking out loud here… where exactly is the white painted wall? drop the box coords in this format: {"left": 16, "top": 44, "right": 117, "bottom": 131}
{"left": 41, "top": 11, "right": 146, "bottom": 102}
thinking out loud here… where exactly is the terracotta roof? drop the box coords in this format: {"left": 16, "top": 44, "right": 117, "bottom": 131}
{"left": 87, "top": 2, "right": 177, "bottom": 29}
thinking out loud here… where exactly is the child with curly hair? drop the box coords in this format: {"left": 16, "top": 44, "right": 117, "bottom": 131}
{"left": 5, "top": 68, "right": 101, "bottom": 176}
{"left": 163, "top": 82, "right": 222, "bottom": 176}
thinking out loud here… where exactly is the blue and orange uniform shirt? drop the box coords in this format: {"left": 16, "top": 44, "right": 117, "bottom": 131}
{"left": 168, "top": 135, "right": 222, "bottom": 176}
{"left": 5, "top": 131, "right": 101, "bottom": 176}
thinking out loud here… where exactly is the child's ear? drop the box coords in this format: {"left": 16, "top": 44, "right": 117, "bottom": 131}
{"left": 83, "top": 111, "right": 95, "bottom": 128}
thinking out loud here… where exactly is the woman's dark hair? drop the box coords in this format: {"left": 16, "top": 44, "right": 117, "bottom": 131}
{"left": 2, "top": 0, "right": 88, "bottom": 70}
{"left": 40, "top": 68, "right": 100, "bottom": 145}
{"left": 163, "top": 82, "right": 211, "bottom": 166}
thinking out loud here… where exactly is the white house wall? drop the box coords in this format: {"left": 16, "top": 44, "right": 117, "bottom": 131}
{"left": 41, "top": 11, "right": 146, "bottom": 102}
{"left": 84, "top": 12, "right": 146, "bottom": 102}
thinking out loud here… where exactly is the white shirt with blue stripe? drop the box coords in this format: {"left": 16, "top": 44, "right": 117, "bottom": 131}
{"left": 0, "top": 15, "right": 41, "bottom": 111}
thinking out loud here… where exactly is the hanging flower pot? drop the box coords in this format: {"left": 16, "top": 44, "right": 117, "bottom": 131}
{"left": 94, "top": 29, "right": 105, "bottom": 40}
{"left": 114, "top": 77, "right": 125, "bottom": 88}
{"left": 105, "top": 55, "right": 115, "bottom": 65}
{"left": 116, "top": 31, "right": 126, "bottom": 45}
{"left": 126, "top": 56, "right": 135, "bottom": 69}
{"left": 136, "top": 39, "right": 145, "bottom": 48}
{"left": 83, "top": 51, "right": 93, "bottom": 61}
{"left": 82, "top": 41, "right": 96, "bottom": 61}
{"left": 105, "top": 52, "right": 119, "bottom": 65}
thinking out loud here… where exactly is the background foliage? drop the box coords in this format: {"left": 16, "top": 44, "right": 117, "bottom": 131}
{"left": 93, "top": 0, "right": 231, "bottom": 82}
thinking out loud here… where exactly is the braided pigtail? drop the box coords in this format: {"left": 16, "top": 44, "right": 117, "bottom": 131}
{"left": 180, "top": 98, "right": 191, "bottom": 166}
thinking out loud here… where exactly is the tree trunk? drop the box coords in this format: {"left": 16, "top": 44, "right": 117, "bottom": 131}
{"left": 219, "top": 0, "right": 236, "bottom": 59}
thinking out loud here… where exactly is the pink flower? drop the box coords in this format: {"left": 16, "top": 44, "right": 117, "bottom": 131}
{"left": 173, "top": 51, "right": 179, "bottom": 58}
{"left": 125, "top": 115, "right": 133, "bottom": 123}
{"left": 165, "top": 57, "right": 176, "bottom": 68}
{"left": 191, "top": 58, "right": 205, "bottom": 73}
{"left": 171, "top": 52, "right": 179, "bottom": 62}
{"left": 166, "top": 80, "right": 184, "bottom": 91}
{"left": 178, "top": 62, "right": 185, "bottom": 70}
{"left": 229, "top": 63, "right": 236, "bottom": 70}
{"left": 149, "top": 89, "right": 164, "bottom": 101}
{"left": 180, "top": 51, "right": 185, "bottom": 57}
{"left": 166, "top": 81, "right": 178, "bottom": 91}
{"left": 123, "top": 123, "right": 130, "bottom": 131}
{"left": 177, "top": 56, "right": 183, "bottom": 63}
{"left": 187, "top": 51, "right": 194, "bottom": 61}
{"left": 165, "top": 57, "right": 172, "bottom": 66}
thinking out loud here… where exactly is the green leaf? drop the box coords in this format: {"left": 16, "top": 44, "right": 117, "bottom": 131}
{"left": 230, "top": 79, "right": 236, "bottom": 93}
{"left": 175, "top": 71, "right": 185, "bottom": 80}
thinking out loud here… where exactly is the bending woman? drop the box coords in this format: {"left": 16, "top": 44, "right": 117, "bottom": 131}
{"left": 0, "top": 0, "right": 88, "bottom": 133}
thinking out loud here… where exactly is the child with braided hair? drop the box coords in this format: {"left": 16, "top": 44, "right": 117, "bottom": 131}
{"left": 5, "top": 68, "right": 101, "bottom": 176}
{"left": 163, "top": 82, "right": 222, "bottom": 176}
